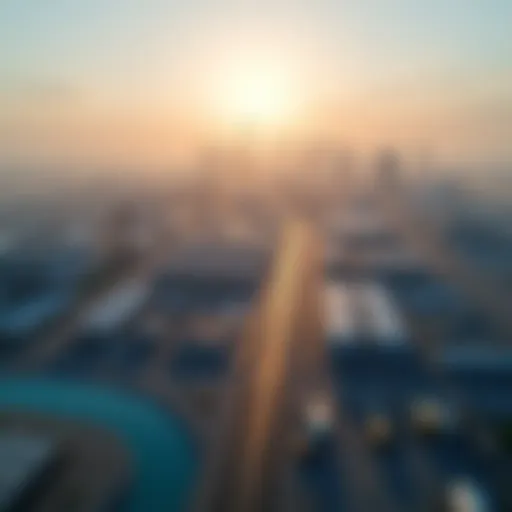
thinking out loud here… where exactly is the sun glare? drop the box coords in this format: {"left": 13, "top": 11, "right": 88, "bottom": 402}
{"left": 214, "top": 61, "right": 296, "bottom": 130}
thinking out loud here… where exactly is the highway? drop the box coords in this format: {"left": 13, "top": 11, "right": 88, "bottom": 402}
{"left": 378, "top": 188, "right": 512, "bottom": 508}
{"left": 6, "top": 189, "right": 509, "bottom": 511}
{"left": 196, "top": 222, "right": 323, "bottom": 512}
{"left": 322, "top": 195, "right": 506, "bottom": 511}
{"left": 399, "top": 299, "right": 512, "bottom": 509}
{"left": 197, "top": 219, "right": 414, "bottom": 512}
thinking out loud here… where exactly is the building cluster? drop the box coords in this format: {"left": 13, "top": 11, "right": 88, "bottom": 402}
{"left": 0, "top": 154, "right": 510, "bottom": 511}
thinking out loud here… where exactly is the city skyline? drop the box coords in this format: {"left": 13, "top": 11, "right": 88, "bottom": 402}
{"left": 1, "top": 0, "right": 512, "bottom": 170}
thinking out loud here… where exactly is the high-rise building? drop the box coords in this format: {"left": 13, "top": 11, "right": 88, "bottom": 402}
{"left": 376, "top": 148, "right": 401, "bottom": 192}
{"left": 98, "top": 202, "right": 138, "bottom": 264}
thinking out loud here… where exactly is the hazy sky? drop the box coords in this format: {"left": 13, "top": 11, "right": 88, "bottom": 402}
{"left": 1, "top": 0, "right": 511, "bottom": 170}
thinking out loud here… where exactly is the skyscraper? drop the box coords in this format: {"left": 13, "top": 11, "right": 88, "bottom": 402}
{"left": 376, "top": 148, "right": 401, "bottom": 192}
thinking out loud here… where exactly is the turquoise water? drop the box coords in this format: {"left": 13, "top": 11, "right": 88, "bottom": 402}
{"left": 0, "top": 377, "right": 197, "bottom": 512}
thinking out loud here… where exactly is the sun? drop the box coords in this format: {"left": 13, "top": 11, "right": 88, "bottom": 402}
{"left": 213, "top": 62, "right": 296, "bottom": 130}
{"left": 228, "top": 72, "right": 289, "bottom": 125}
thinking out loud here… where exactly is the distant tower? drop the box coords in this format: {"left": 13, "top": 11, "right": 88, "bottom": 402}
{"left": 335, "top": 148, "right": 355, "bottom": 201}
{"left": 99, "top": 202, "right": 138, "bottom": 264}
{"left": 196, "top": 146, "right": 225, "bottom": 236}
{"left": 376, "top": 149, "right": 401, "bottom": 192}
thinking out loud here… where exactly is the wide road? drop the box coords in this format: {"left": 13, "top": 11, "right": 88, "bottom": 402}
{"left": 196, "top": 222, "right": 323, "bottom": 512}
